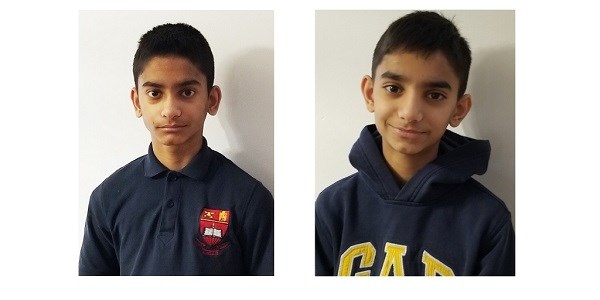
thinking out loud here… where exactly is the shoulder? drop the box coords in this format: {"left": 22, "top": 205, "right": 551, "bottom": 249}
{"left": 91, "top": 155, "right": 146, "bottom": 197}
{"left": 456, "top": 178, "right": 513, "bottom": 229}
{"left": 88, "top": 155, "right": 146, "bottom": 210}
{"left": 209, "top": 149, "right": 273, "bottom": 203}
{"left": 316, "top": 173, "right": 360, "bottom": 213}
{"left": 466, "top": 179, "right": 510, "bottom": 213}
{"left": 97, "top": 155, "right": 146, "bottom": 190}
{"left": 208, "top": 150, "right": 273, "bottom": 221}
{"left": 211, "top": 150, "right": 264, "bottom": 188}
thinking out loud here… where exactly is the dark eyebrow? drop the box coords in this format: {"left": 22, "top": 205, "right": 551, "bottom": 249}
{"left": 425, "top": 80, "right": 452, "bottom": 90}
{"left": 140, "top": 79, "right": 202, "bottom": 89}
{"left": 380, "top": 71, "right": 403, "bottom": 81}
{"left": 380, "top": 71, "right": 452, "bottom": 90}
{"left": 141, "top": 81, "right": 163, "bottom": 88}
{"left": 176, "top": 80, "right": 202, "bottom": 88}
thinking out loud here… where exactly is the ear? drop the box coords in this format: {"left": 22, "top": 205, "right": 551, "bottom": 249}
{"left": 449, "top": 93, "right": 472, "bottom": 127}
{"left": 361, "top": 75, "right": 375, "bottom": 113}
{"left": 207, "top": 85, "right": 222, "bottom": 116}
{"left": 130, "top": 87, "right": 142, "bottom": 118}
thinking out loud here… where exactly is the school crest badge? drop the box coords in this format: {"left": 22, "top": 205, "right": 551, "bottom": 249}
{"left": 195, "top": 208, "right": 231, "bottom": 256}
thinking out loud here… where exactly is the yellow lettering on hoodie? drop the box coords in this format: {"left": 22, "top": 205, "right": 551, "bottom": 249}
{"left": 422, "top": 250, "right": 455, "bottom": 276}
{"left": 338, "top": 242, "right": 376, "bottom": 276}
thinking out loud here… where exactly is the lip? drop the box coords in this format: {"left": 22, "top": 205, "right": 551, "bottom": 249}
{"left": 157, "top": 124, "right": 186, "bottom": 132}
{"left": 390, "top": 125, "right": 426, "bottom": 139}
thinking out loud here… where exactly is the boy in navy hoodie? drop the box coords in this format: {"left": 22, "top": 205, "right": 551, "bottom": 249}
{"left": 79, "top": 23, "right": 274, "bottom": 275}
{"left": 315, "top": 11, "right": 515, "bottom": 276}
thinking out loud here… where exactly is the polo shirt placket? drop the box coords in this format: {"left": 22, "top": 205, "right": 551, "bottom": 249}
{"left": 158, "top": 171, "right": 182, "bottom": 244}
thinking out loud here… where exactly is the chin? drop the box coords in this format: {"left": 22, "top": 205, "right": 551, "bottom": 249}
{"left": 395, "top": 147, "right": 423, "bottom": 156}
{"left": 152, "top": 136, "right": 183, "bottom": 146}
{"left": 387, "top": 139, "right": 428, "bottom": 155}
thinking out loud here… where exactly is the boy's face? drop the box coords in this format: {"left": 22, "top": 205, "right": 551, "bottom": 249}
{"left": 131, "top": 55, "right": 221, "bottom": 151}
{"left": 362, "top": 50, "right": 471, "bottom": 163}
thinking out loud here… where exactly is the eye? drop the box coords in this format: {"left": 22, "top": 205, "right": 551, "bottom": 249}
{"left": 384, "top": 85, "right": 402, "bottom": 94}
{"left": 181, "top": 89, "right": 196, "bottom": 97}
{"left": 146, "top": 90, "right": 161, "bottom": 98}
{"left": 427, "top": 92, "right": 446, "bottom": 101}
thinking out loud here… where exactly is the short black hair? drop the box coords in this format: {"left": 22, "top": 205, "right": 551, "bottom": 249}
{"left": 133, "top": 23, "right": 214, "bottom": 89}
{"left": 372, "top": 11, "right": 472, "bottom": 96}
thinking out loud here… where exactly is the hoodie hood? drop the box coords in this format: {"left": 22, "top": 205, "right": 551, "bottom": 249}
{"left": 349, "top": 124, "right": 491, "bottom": 204}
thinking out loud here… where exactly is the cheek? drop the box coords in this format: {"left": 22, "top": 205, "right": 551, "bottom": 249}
{"left": 139, "top": 105, "right": 157, "bottom": 125}
{"left": 141, "top": 115, "right": 155, "bottom": 131}
{"left": 431, "top": 113, "right": 455, "bottom": 132}
{"left": 425, "top": 104, "right": 453, "bottom": 120}
{"left": 373, "top": 102, "right": 396, "bottom": 120}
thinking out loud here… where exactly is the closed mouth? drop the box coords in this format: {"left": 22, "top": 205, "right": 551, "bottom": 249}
{"left": 390, "top": 125, "right": 425, "bottom": 134}
{"left": 389, "top": 124, "right": 426, "bottom": 139}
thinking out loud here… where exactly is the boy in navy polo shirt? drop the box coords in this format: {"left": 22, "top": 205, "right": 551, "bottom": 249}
{"left": 79, "top": 23, "right": 274, "bottom": 275}
{"left": 315, "top": 11, "right": 514, "bottom": 276}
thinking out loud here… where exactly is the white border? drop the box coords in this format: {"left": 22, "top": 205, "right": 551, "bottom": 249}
{"left": 2, "top": 0, "right": 599, "bottom": 298}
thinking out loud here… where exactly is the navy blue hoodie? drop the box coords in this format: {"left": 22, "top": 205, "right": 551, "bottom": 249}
{"left": 315, "top": 124, "right": 514, "bottom": 276}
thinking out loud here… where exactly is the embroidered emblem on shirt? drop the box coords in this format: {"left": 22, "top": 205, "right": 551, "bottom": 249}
{"left": 195, "top": 208, "right": 231, "bottom": 256}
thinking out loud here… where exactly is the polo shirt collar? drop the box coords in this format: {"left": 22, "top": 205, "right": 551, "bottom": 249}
{"left": 143, "top": 137, "right": 215, "bottom": 181}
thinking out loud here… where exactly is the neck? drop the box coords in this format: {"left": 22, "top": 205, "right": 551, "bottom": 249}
{"left": 382, "top": 143, "right": 439, "bottom": 185}
{"left": 152, "top": 138, "right": 202, "bottom": 171}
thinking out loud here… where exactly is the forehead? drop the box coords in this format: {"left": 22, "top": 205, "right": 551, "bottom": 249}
{"left": 138, "top": 55, "right": 206, "bottom": 85}
{"left": 375, "top": 50, "right": 459, "bottom": 88}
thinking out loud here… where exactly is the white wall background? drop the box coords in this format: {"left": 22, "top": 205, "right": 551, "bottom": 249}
{"left": 79, "top": 11, "right": 274, "bottom": 240}
{"left": 316, "top": 10, "right": 515, "bottom": 225}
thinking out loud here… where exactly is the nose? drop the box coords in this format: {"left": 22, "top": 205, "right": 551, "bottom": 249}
{"left": 161, "top": 93, "right": 182, "bottom": 119}
{"left": 399, "top": 91, "right": 423, "bottom": 123}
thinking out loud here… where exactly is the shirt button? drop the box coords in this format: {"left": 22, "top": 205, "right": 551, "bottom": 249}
{"left": 168, "top": 172, "right": 179, "bottom": 181}
{"left": 167, "top": 200, "right": 174, "bottom": 208}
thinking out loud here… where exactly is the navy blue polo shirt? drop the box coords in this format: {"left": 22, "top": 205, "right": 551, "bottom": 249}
{"left": 79, "top": 138, "right": 274, "bottom": 275}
